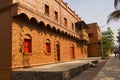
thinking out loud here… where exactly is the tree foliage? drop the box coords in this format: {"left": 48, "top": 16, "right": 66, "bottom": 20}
{"left": 102, "top": 37, "right": 111, "bottom": 56}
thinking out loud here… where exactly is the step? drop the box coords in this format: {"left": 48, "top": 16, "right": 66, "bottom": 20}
{"left": 12, "top": 59, "right": 99, "bottom": 80}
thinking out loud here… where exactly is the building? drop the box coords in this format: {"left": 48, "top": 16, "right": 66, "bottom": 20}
{"left": 87, "top": 23, "right": 101, "bottom": 57}
{"left": 0, "top": 0, "right": 89, "bottom": 79}
{"left": 101, "top": 27, "right": 115, "bottom": 55}
{"left": 102, "top": 27, "right": 115, "bottom": 46}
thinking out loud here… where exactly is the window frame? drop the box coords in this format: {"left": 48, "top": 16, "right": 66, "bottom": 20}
{"left": 45, "top": 4, "right": 49, "bottom": 16}
{"left": 88, "top": 33, "right": 94, "bottom": 38}
{"left": 72, "top": 23, "right": 74, "bottom": 30}
{"left": 46, "top": 39, "right": 51, "bottom": 54}
{"left": 54, "top": 11, "right": 58, "bottom": 20}
{"left": 24, "top": 39, "right": 32, "bottom": 54}
{"left": 64, "top": 17, "right": 67, "bottom": 26}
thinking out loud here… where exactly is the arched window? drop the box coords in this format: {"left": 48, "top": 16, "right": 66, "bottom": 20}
{"left": 24, "top": 34, "right": 32, "bottom": 54}
{"left": 46, "top": 39, "right": 51, "bottom": 54}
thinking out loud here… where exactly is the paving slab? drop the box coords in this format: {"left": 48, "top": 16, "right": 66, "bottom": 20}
{"left": 71, "top": 59, "right": 107, "bottom": 80}
{"left": 94, "top": 54, "right": 120, "bottom": 80}
{"left": 12, "top": 57, "right": 100, "bottom": 80}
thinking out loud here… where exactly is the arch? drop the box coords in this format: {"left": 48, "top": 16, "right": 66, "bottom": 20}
{"left": 56, "top": 41, "right": 60, "bottom": 45}
{"left": 56, "top": 29, "right": 61, "bottom": 34}
{"left": 55, "top": 41, "right": 60, "bottom": 61}
{"left": 68, "top": 34, "right": 71, "bottom": 37}
{"left": 46, "top": 24, "right": 51, "bottom": 27}
{"left": 30, "top": 17, "right": 38, "bottom": 25}
{"left": 39, "top": 21, "right": 45, "bottom": 28}
{"left": 71, "top": 44, "right": 74, "bottom": 47}
{"left": 65, "top": 32, "right": 67, "bottom": 36}
{"left": 46, "top": 39, "right": 50, "bottom": 43}
{"left": 24, "top": 34, "right": 32, "bottom": 39}
{"left": 52, "top": 27, "right": 57, "bottom": 32}
{"left": 18, "top": 13, "right": 29, "bottom": 22}
{"left": 46, "top": 24, "right": 52, "bottom": 30}
{"left": 45, "top": 0, "right": 49, "bottom": 5}
{"left": 61, "top": 31, "right": 65, "bottom": 35}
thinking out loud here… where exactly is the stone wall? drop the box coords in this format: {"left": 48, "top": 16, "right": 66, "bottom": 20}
{"left": 0, "top": 1, "right": 12, "bottom": 79}
{"left": 12, "top": 18, "right": 88, "bottom": 68}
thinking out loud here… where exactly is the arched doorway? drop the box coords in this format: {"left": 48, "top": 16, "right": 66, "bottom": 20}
{"left": 56, "top": 41, "right": 60, "bottom": 61}
{"left": 70, "top": 44, "right": 75, "bottom": 59}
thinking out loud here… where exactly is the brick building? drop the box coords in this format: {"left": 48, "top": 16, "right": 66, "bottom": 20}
{"left": 87, "top": 23, "right": 101, "bottom": 57}
{"left": 11, "top": 0, "right": 90, "bottom": 68}
{"left": 0, "top": 0, "right": 90, "bottom": 79}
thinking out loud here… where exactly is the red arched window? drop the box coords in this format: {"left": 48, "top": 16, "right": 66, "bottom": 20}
{"left": 24, "top": 34, "right": 32, "bottom": 54}
{"left": 46, "top": 39, "right": 51, "bottom": 54}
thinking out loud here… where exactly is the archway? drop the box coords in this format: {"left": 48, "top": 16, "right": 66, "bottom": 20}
{"left": 70, "top": 44, "right": 75, "bottom": 59}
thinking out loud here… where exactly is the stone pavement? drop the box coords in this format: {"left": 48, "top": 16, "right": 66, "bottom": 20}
{"left": 94, "top": 54, "right": 120, "bottom": 80}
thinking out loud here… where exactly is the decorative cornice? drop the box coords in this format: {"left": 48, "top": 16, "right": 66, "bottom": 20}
{"left": 17, "top": 3, "right": 80, "bottom": 39}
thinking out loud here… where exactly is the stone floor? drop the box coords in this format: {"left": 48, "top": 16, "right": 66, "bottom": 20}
{"left": 94, "top": 54, "right": 120, "bottom": 80}
{"left": 71, "top": 58, "right": 108, "bottom": 80}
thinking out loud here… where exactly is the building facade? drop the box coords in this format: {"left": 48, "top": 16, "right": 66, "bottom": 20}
{"left": 102, "top": 27, "right": 115, "bottom": 46}
{"left": 0, "top": 1, "right": 90, "bottom": 79}
{"left": 0, "top": 0, "right": 104, "bottom": 79}
{"left": 87, "top": 23, "right": 101, "bottom": 57}
{"left": 11, "top": 0, "right": 89, "bottom": 68}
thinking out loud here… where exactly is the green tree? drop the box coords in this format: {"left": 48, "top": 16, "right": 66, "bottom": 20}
{"left": 107, "top": 0, "right": 120, "bottom": 23}
{"left": 102, "top": 37, "right": 111, "bottom": 56}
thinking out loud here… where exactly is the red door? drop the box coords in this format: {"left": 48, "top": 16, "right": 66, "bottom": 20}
{"left": 71, "top": 47, "right": 75, "bottom": 59}
{"left": 24, "top": 39, "right": 32, "bottom": 54}
{"left": 56, "top": 44, "right": 60, "bottom": 61}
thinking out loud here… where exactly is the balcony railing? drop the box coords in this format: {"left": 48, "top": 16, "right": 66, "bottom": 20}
{"left": 78, "top": 30, "right": 89, "bottom": 42}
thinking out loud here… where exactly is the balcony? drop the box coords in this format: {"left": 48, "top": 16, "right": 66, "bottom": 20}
{"left": 78, "top": 30, "right": 89, "bottom": 42}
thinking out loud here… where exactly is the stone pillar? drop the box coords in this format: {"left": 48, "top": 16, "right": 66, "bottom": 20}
{"left": 0, "top": 0, "right": 12, "bottom": 80}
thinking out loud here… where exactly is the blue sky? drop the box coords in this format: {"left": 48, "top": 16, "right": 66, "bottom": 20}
{"left": 63, "top": 0, "right": 119, "bottom": 44}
